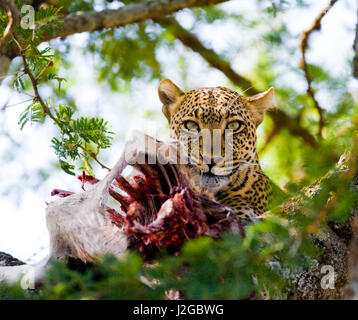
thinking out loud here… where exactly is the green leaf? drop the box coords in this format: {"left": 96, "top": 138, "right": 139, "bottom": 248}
{"left": 59, "top": 159, "right": 75, "bottom": 176}
{"left": 18, "top": 102, "right": 45, "bottom": 130}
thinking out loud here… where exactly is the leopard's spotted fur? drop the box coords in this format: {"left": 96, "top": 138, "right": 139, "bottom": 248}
{"left": 158, "top": 79, "right": 274, "bottom": 220}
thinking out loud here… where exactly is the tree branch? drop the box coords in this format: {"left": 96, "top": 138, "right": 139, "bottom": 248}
{"left": 39, "top": 0, "right": 228, "bottom": 42}
{"left": 13, "top": 37, "right": 111, "bottom": 171}
{"left": 299, "top": 0, "right": 339, "bottom": 137}
{"left": 3, "top": 0, "right": 229, "bottom": 65}
{"left": 283, "top": 149, "right": 358, "bottom": 299}
{"left": 159, "top": 17, "right": 318, "bottom": 149}
{"left": 0, "top": 1, "right": 317, "bottom": 150}
{"left": 158, "top": 16, "right": 256, "bottom": 95}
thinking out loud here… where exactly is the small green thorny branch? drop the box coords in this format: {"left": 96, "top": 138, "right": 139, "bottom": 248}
{"left": 0, "top": 1, "right": 113, "bottom": 175}
{"left": 13, "top": 36, "right": 111, "bottom": 172}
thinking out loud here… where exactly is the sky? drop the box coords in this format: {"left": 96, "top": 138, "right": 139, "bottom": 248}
{"left": 0, "top": 0, "right": 357, "bottom": 263}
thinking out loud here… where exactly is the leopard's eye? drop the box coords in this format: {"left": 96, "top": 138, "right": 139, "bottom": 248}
{"left": 184, "top": 120, "right": 199, "bottom": 131}
{"left": 226, "top": 121, "right": 242, "bottom": 131}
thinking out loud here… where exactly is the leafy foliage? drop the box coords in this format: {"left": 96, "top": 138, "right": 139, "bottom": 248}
{"left": 88, "top": 23, "right": 163, "bottom": 90}
{"left": 0, "top": 233, "right": 285, "bottom": 300}
{"left": 3, "top": 1, "right": 113, "bottom": 173}
{"left": 50, "top": 104, "right": 113, "bottom": 175}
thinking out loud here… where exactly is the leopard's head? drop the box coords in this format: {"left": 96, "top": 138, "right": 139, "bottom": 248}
{"left": 158, "top": 79, "right": 275, "bottom": 193}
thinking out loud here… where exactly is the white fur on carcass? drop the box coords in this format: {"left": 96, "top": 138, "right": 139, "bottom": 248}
{"left": 0, "top": 132, "right": 186, "bottom": 287}
{"left": 0, "top": 152, "right": 130, "bottom": 287}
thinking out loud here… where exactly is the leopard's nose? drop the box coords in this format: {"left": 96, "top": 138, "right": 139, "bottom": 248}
{"left": 207, "top": 163, "right": 215, "bottom": 172}
{"left": 204, "top": 157, "right": 222, "bottom": 173}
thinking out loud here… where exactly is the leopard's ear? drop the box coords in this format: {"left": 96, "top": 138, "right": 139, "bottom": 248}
{"left": 158, "top": 79, "right": 184, "bottom": 122}
{"left": 246, "top": 87, "right": 275, "bottom": 126}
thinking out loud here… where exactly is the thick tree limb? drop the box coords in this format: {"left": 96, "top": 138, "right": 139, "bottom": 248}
{"left": 284, "top": 151, "right": 358, "bottom": 299}
{"left": 39, "top": 0, "right": 228, "bottom": 42}
{"left": 299, "top": 0, "right": 339, "bottom": 137}
{"left": 159, "top": 17, "right": 318, "bottom": 149}
{"left": 2, "top": 0, "right": 228, "bottom": 77}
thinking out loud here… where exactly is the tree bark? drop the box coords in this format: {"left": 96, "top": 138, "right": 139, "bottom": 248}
{"left": 7, "top": 0, "right": 228, "bottom": 56}
{"left": 1, "top": 0, "right": 228, "bottom": 77}
{"left": 284, "top": 153, "right": 358, "bottom": 299}
{"left": 344, "top": 212, "right": 358, "bottom": 298}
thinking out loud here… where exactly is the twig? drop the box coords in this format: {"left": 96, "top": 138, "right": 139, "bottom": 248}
{"left": 25, "top": 245, "right": 48, "bottom": 263}
{"left": 1, "top": 98, "right": 34, "bottom": 111}
{"left": 35, "top": 60, "right": 53, "bottom": 81}
{"left": 299, "top": 0, "right": 339, "bottom": 137}
{"left": 20, "top": 52, "right": 51, "bottom": 114}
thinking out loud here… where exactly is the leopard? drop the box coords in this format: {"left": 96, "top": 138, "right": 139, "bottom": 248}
{"left": 158, "top": 79, "right": 275, "bottom": 221}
